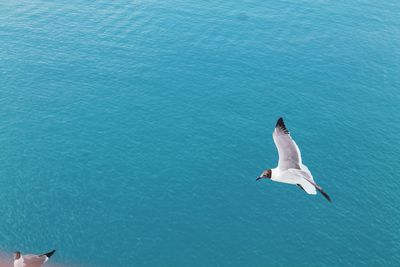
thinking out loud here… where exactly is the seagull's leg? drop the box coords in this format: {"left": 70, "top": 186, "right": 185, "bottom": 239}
{"left": 296, "top": 184, "right": 305, "bottom": 192}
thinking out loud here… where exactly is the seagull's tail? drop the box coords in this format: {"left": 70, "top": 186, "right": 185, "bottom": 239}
{"left": 41, "top": 250, "right": 56, "bottom": 258}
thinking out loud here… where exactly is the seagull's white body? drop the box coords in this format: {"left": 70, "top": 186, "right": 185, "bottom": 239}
{"left": 14, "top": 250, "right": 55, "bottom": 267}
{"left": 258, "top": 118, "right": 330, "bottom": 201}
{"left": 271, "top": 166, "right": 317, "bottom": 195}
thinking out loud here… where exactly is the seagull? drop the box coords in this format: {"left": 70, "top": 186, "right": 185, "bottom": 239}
{"left": 14, "top": 250, "right": 56, "bottom": 267}
{"left": 256, "top": 118, "right": 331, "bottom": 202}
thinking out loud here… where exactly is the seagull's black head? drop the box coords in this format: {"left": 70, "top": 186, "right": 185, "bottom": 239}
{"left": 14, "top": 251, "right": 21, "bottom": 259}
{"left": 256, "top": 169, "right": 272, "bottom": 181}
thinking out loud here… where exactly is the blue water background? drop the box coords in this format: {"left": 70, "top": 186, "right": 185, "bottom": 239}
{"left": 1, "top": 1, "right": 400, "bottom": 266}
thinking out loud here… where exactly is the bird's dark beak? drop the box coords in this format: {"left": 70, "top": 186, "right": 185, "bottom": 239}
{"left": 256, "top": 176, "right": 263, "bottom": 181}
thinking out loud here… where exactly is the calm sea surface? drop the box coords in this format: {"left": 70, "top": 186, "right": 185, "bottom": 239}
{"left": 1, "top": 1, "right": 399, "bottom": 266}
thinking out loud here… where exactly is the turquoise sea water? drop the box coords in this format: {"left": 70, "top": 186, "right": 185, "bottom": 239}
{"left": 1, "top": 1, "right": 400, "bottom": 266}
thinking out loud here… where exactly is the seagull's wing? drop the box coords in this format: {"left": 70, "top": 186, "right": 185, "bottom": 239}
{"left": 287, "top": 168, "right": 331, "bottom": 201}
{"left": 302, "top": 177, "right": 332, "bottom": 202}
{"left": 300, "top": 164, "right": 315, "bottom": 183}
{"left": 21, "top": 254, "right": 48, "bottom": 267}
{"left": 273, "top": 118, "right": 302, "bottom": 170}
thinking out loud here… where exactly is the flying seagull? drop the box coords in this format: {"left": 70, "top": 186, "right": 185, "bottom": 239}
{"left": 256, "top": 118, "right": 331, "bottom": 202}
{"left": 14, "top": 250, "right": 56, "bottom": 267}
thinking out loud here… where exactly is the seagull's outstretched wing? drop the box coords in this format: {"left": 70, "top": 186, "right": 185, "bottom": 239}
{"left": 303, "top": 177, "right": 332, "bottom": 202}
{"left": 22, "top": 250, "right": 55, "bottom": 267}
{"left": 273, "top": 118, "right": 302, "bottom": 170}
{"left": 21, "top": 254, "right": 48, "bottom": 267}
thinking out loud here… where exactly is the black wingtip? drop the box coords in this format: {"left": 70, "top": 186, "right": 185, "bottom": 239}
{"left": 319, "top": 189, "right": 332, "bottom": 202}
{"left": 43, "top": 250, "right": 56, "bottom": 258}
{"left": 276, "top": 117, "right": 289, "bottom": 134}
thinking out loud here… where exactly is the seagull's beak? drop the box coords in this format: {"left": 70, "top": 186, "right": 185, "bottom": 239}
{"left": 256, "top": 176, "right": 263, "bottom": 181}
